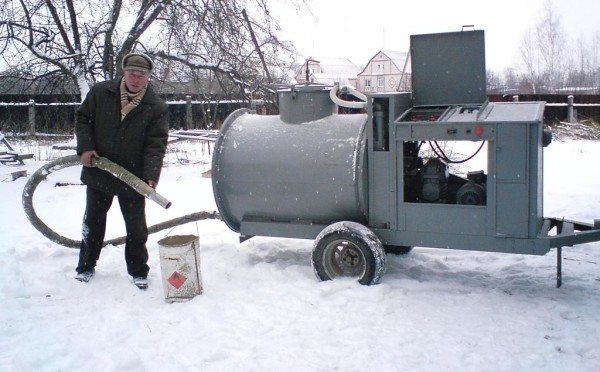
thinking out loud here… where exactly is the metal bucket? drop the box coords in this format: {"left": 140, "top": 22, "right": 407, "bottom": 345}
{"left": 158, "top": 235, "right": 203, "bottom": 302}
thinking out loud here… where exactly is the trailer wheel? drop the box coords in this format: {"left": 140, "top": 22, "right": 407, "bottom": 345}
{"left": 312, "top": 222, "right": 385, "bottom": 285}
{"left": 384, "top": 245, "right": 413, "bottom": 255}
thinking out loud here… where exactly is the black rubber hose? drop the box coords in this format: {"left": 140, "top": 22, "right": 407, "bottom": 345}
{"left": 22, "top": 155, "right": 221, "bottom": 249}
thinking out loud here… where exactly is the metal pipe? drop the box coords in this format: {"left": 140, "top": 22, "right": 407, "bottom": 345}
{"left": 329, "top": 84, "right": 368, "bottom": 109}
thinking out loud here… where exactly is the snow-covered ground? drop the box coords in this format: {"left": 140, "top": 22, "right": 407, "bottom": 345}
{"left": 1, "top": 139, "right": 600, "bottom": 371}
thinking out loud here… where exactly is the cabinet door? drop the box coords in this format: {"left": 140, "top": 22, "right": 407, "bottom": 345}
{"left": 495, "top": 124, "right": 529, "bottom": 238}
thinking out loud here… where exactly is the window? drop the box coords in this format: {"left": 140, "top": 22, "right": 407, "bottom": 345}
{"left": 378, "top": 76, "right": 385, "bottom": 87}
{"left": 365, "top": 79, "right": 371, "bottom": 87}
{"left": 378, "top": 63, "right": 384, "bottom": 71}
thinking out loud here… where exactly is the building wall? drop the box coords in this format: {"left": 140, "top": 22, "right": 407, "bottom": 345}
{"left": 357, "top": 52, "right": 411, "bottom": 93}
{"left": 295, "top": 61, "right": 323, "bottom": 83}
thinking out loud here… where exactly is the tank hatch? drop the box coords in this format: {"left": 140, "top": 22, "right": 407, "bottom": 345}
{"left": 277, "top": 84, "right": 336, "bottom": 124}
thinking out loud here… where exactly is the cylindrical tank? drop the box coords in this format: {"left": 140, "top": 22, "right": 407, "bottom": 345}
{"left": 212, "top": 85, "right": 368, "bottom": 233}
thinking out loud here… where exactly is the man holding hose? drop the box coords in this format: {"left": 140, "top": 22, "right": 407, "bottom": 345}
{"left": 74, "top": 53, "right": 168, "bottom": 289}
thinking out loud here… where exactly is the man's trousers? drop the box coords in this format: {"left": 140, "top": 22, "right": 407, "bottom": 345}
{"left": 76, "top": 186, "right": 149, "bottom": 277}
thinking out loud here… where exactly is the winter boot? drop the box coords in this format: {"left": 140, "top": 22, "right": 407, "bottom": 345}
{"left": 132, "top": 276, "right": 148, "bottom": 290}
{"left": 75, "top": 269, "right": 95, "bottom": 283}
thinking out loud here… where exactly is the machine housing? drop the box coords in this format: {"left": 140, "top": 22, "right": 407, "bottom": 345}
{"left": 212, "top": 30, "right": 600, "bottom": 285}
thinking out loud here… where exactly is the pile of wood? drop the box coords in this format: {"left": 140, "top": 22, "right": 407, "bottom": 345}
{"left": 551, "top": 121, "right": 600, "bottom": 141}
{"left": 0, "top": 133, "right": 34, "bottom": 165}
{"left": 0, "top": 151, "right": 34, "bottom": 165}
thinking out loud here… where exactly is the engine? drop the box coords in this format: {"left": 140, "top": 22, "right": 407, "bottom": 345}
{"left": 404, "top": 147, "right": 487, "bottom": 206}
{"left": 420, "top": 158, "right": 449, "bottom": 203}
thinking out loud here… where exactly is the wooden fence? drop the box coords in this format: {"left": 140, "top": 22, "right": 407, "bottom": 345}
{"left": 488, "top": 94, "right": 600, "bottom": 123}
{"left": 1, "top": 94, "right": 599, "bottom": 135}
{"left": 0, "top": 97, "right": 247, "bottom": 135}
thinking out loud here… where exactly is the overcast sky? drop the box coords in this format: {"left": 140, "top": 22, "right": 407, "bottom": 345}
{"left": 269, "top": 0, "right": 600, "bottom": 72}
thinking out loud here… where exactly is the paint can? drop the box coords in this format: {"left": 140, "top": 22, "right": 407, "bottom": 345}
{"left": 158, "top": 235, "right": 203, "bottom": 303}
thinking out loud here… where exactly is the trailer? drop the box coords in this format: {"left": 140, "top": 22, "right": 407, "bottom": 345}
{"left": 212, "top": 30, "right": 600, "bottom": 286}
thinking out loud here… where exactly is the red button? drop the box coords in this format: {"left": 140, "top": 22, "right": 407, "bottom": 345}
{"left": 474, "top": 126, "right": 484, "bottom": 136}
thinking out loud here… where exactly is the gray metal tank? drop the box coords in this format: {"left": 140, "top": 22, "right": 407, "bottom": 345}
{"left": 212, "top": 85, "right": 368, "bottom": 233}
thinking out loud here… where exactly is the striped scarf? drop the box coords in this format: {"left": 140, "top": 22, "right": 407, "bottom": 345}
{"left": 120, "top": 78, "right": 147, "bottom": 121}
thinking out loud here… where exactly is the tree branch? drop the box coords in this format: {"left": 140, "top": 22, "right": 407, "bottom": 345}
{"left": 44, "top": 0, "right": 75, "bottom": 54}
{"left": 102, "top": 0, "right": 122, "bottom": 79}
{"left": 65, "top": 0, "right": 81, "bottom": 52}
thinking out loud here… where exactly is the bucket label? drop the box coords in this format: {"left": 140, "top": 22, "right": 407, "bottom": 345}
{"left": 167, "top": 271, "right": 187, "bottom": 289}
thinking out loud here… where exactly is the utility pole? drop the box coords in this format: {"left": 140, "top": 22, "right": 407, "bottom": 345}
{"left": 305, "top": 58, "right": 319, "bottom": 83}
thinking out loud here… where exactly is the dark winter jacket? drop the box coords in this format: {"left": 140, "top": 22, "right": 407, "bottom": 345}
{"left": 75, "top": 78, "right": 168, "bottom": 196}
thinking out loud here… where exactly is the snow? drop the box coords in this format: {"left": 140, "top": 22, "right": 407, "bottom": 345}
{"left": 2, "top": 139, "right": 600, "bottom": 371}
{"left": 306, "top": 57, "right": 362, "bottom": 77}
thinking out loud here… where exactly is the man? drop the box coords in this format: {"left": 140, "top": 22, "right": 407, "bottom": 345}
{"left": 74, "top": 53, "right": 168, "bottom": 289}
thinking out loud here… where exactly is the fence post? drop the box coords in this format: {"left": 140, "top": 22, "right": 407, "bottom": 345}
{"left": 567, "top": 95, "right": 576, "bottom": 123}
{"left": 185, "top": 95, "right": 193, "bottom": 130}
{"left": 512, "top": 95, "right": 519, "bottom": 102}
{"left": 28, "top": 99, "right": 36, "bottom": 136}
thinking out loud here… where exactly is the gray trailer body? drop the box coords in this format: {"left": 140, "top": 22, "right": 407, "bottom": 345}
{"left": 211, "top": 30, "right": 600, "bottom": 285}
{"left": 214, "top": 98, "right": 600, "bottom": 255}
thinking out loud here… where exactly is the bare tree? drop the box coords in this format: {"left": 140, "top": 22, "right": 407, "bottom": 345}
{"left": 502, "top": 68, "right": 519, "bottom": 92}
{"left": 563, "top": 32, "right": 600, "bottom": 93}
{"left": 568, "top": 36, "right": 592, "bottom": 88}
{"left": 0, "top": 0, "right": 299, "bottom": 101}
{"left": 536, "top": 1, "right": 565, "bottom": 88}
{"left": 486, "top": 69, "right": 502, "bottom": 93}
{"left": 593, "top": 32, "right": 600, "bottom": 93}
{"left": 518, "top": 0, "right": 566, "bottom": 93}
{"left": 519, "top": 28, "right": 542, "bottom": 93}
{"left": 0, "top": 0, "right": 171, "bottom": 98}
{"left": 150, "top": 0, "right": 296, "bottom": 97}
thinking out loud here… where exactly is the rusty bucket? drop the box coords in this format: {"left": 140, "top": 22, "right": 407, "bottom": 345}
{"left": 158, "top": 235, "right": 203, "bottom": 303}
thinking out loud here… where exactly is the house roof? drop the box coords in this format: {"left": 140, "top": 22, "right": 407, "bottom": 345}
{"left": 152, "top": 77, "right": 226, "bottom": 96}
{"left": 309, "top": 72, "right": 356, "bottom": 88}
{"left": 297, "top": 57, "right": 361, "bottom": 79}
{"left": 358, "top": 50, "right": 411, "bottom": 75}
{"left": 0, "top": 74, "right": 79, "bottom": 96}
{"left": 313, "top": 57, "right": 361, "bottom": 76}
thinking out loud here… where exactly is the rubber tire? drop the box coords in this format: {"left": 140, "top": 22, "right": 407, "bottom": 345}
{"left": 384, "top": 245, "right": 413, "bottom": 255}
{"left": 312, "top": 221, "right": 385, "bottom": 285}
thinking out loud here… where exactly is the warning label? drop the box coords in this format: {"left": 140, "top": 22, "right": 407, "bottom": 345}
{"left": 167, "top": 271, "right": 187, "bottom": 289}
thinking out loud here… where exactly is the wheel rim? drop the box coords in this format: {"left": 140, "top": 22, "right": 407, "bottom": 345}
{"left": 322, "top": 239, "right": 366, "bottom": 279}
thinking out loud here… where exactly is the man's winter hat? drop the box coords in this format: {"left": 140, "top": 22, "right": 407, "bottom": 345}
{"left": 122, "top": 53, "right": 153, "bottom": 73}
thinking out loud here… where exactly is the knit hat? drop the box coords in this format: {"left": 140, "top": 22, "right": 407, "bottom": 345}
{"left": 122, "top": 53, "right": 153, "bottom": 73}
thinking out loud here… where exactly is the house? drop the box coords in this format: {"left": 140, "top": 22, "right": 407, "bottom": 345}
{"left": 357, "top": 50, "right": 411, "bottom": 93}
{"left": 0, "top": 73, "right": 79, "bottom": 103}
{"left": 295, "top": 57, "right": 361, "bottom": 88}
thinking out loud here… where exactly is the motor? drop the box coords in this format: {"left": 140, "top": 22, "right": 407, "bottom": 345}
{"left": 420, "top": 158, "right": 448, "bottom": 203}
{"left": 456, "top": 171, "right": 486, "bottom": 205}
